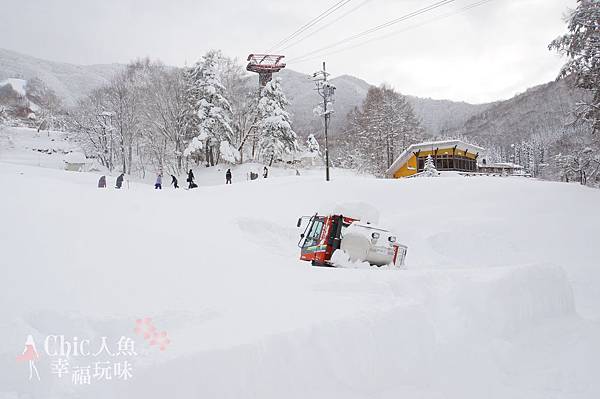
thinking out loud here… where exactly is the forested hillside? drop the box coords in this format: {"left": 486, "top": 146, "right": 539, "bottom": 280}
{"left": 446, "top": 77, "right": 587, "bottom": 149}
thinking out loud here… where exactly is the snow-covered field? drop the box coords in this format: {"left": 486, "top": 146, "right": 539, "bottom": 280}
{"left": 1, "top": 127, "right": 600, "bottom": 398}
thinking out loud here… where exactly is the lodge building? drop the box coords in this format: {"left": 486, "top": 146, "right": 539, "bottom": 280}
{"left": 386, "top": 139, "right": 485, "bottom": 178}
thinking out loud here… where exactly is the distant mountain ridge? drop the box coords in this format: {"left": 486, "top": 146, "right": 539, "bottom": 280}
{"left": 0, "top": 48, "right": 124, "bottom": 107}
{"left": 0, "top": 48, "right": 486, "bottom": 137}
{"left": 406, "top": 96, "right": 493, "bottom": 136}
{"left": 1, "top": 48, "right": 581, "bottom": 149}
{"left": 445, "top": 77, "right": 586, "bottom": 149}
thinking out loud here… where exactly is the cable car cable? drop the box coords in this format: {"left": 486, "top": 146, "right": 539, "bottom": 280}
{"left": 279, "top": 0, "right": 374, "bottom": 52}
{"left": 288, "top": 0, "right": 494, "bottom": 65}
{"left": 268, "top": 0, "right": 354, "bottom": 53}
{"left": 286, "top": 0, "right": 456, "bottom": 63}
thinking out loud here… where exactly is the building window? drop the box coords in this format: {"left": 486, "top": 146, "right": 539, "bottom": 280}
{"left": 415, "top": 154, "right": 477, "bottom": 173}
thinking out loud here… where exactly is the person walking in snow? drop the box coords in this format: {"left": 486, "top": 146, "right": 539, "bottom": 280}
{"left": 225, "top": 169, "right": 232, "bottom": 184}
{"left": 155, "top": 173, "right": 162, "bottom": 190}
{"left": 187, "top": 169, "right": 195, "bottom": 189}
{"left": 98, "top": 175, "right": 106, "bottom": 188}
{"left": 171, "top": 174, "right": 178, "bottom": 189}
{"left": 115, "top": 173, "right": 125, "bottom": 189}
{"left": 263, "top": 166, "right": 268, "bottom": 179}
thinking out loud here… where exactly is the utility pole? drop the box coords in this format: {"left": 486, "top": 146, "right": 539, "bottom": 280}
{"left": 313, "top": 61, "right": 335, "bottom": 181}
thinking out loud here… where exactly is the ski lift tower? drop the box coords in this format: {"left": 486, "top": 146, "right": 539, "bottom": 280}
{"left": 246, "top": 54, "right": 286, "bottom": 88}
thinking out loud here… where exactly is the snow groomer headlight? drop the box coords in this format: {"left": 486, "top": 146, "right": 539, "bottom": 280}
{"left": 371, "top": 232, "right": 380, "bottom": 239}
{"left": 388, "top": 236, "right": 396, "bottom": 243}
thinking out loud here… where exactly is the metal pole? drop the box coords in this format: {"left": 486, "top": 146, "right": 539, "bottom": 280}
{"left": 323, "top": 62, "right": 330, "bottom": 182}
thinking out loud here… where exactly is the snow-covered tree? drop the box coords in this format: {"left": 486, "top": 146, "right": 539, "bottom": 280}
{"left": 72, "top": 59, "right": 188, "bottom": 176}
{"left": 216, "top": 56, "right": 256, "bottom": 162}
{"left": 423, "top": 155, "right": 438, "bottom": 177}
{"left": 184, "top": 50, "right": 234, "bottom": 166}
{"left": 306, "top": 134, "right": 320, "bottom": 154}
{"left": 336, "top": 85, "right": 424, "bottom": 175}
{"left": 539, "top": 128, "right": 600, "bottom": 186}
{"left": 550, "top": 0, "right": 600, "bottom": 133}
{"left": 256, "top": 77, "right": 298, "bottom": 166}
{"left": 219, "top": 140, "right": 240, "bottom": 164}
{"left": 0, "top": 105, "right": 7, "bottom": 126}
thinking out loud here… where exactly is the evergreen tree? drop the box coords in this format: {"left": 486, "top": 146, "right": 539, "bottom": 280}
{"left": 256, "top": 77, "right": 298, "bottom": 166}
{"left": 550, "top": 0, "right": 600, "bottom": 133}
{"left": 184, "top": 50, "right": 234, "bottom": 166}
{"left": 423, "top": 155, "right": 438, "bottom": 177}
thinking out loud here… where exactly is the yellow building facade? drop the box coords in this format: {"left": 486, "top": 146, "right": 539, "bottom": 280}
{"left": 386, "top": 140, "right": 485, "bottom": 178}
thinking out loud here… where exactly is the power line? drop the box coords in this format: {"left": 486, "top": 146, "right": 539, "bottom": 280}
{"left": 286, "top": 0, "right": 456, "bottom": 63}
{"left": 288, "top": 0, "right": 495, "bottom": 65}
{"left": 267, "top": 0, "right": 353, "bottom": 53}
{"left": 279, "top": 0, "right": 374, "bottom": 52}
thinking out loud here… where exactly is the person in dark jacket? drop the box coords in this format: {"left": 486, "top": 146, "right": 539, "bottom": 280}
{"left": 98, "top": 175, "right": 106, "bottom": 188}
{"left": 171, "top": 175, "right": 179, "bottom": 189}
{"left": 116, "top": 173, "right": 125, "bottom": 189}
{"left": 263, "top": 166, "right": 268, "bottom": 179}
{"left": 225, "top": 169, "right": 232, "bottom": 184}
{"left": 187, "top": 169, "right": 195, "bottom": 189}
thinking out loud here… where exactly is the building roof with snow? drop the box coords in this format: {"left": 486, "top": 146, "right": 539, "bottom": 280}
{"left": 480, "top": 162, "right": 524, "bottom": 169}
{"left": 386, "top": 139, "right": 485, "bottom": 178}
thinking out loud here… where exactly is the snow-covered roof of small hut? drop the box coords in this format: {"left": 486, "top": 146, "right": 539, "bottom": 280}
{"left": 385, "top": 139, "right": 485, "bottom": 176}
{"left": 480, "top": 162, "right": 524, "bottom": 169}
{"left": 64, "top": 152, "right": 88, "bottom": 164}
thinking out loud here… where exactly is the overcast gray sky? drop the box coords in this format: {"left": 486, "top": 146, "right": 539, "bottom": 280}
{"left": 0, "top": 0, "right": 575, "bottom": 103}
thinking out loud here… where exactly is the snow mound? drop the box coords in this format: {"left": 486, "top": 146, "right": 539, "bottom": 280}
{"left": 63, "top": 151, "right": 87, "bottom": 163}
{"left": 330, "top": 249, "right": 371, "bottom": 269}
{"left": 77, "top": 264, "right": 579, "bottom": 399}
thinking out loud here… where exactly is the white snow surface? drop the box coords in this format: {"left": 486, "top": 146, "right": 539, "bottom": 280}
{"left": 1, "top": 128, "right": 600, "bottom": 398}
{"left": 63, "top": 151, "right": 87, "bottom": 164}
{"left": 323, "top": 201, "right": 380, "bottom": 224}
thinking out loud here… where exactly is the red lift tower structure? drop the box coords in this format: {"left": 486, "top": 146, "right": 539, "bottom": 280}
{"left": 246, "top": 54, "right": 286, "bottom": 87}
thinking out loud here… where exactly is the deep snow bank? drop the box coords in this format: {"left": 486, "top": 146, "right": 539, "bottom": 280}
{"left": 87, "top": 264, "right": 579, "bottom": 399}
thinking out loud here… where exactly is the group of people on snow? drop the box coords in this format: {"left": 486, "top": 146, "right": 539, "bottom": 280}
{"left": 97, "top": 166, "right": 266, "bottom": 190}
{"left": 98, "top": 174, "right": 125, "bottom": 189}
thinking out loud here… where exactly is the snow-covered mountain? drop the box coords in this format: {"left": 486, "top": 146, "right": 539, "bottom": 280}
{"left": 407, "top": 95, "right": 493, "bottom": 136}
{"left": 0, "top": 48, "right": 123, "bottom": 107}
{"left": 279, "top": 70, "right": 377, "bottom": 136}
{"left": 280, "top": 70, "right": 491, "bottom": 138}
{"left": 444, "top": 77, "right": 587, "bottom": 147}
{"left": 0, "top": 78, "right": 39, "bottom": 112}
{"left": 0, "top": 48, "right": 487, "bottom": 136}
